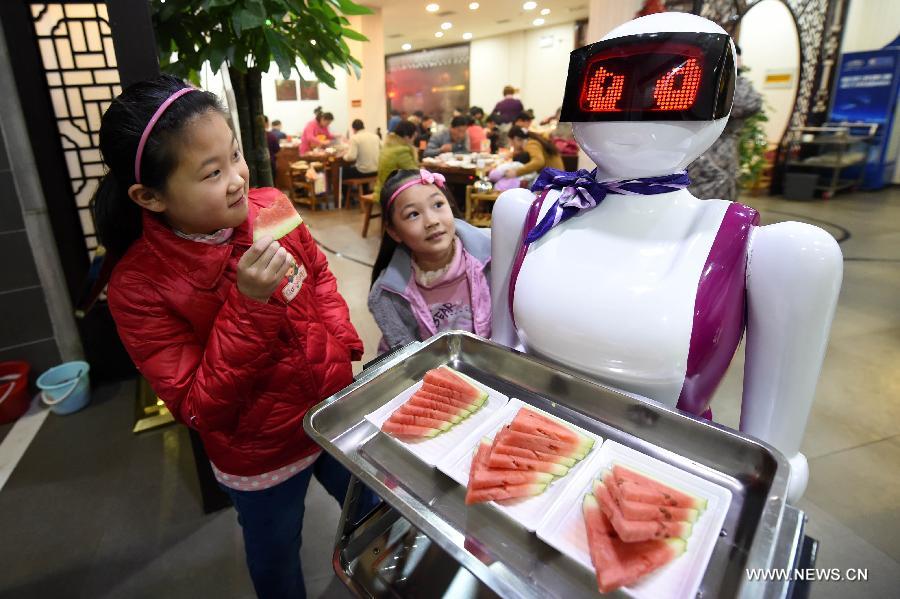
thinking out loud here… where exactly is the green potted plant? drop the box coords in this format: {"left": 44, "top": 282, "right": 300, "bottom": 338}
{"left": 738, "top": 104, "right": 770, "bottom": 194}
{"left": 151, "top": 0, "right": 371, "bottom": 186}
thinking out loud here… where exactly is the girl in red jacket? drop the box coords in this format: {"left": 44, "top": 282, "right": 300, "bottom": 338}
{"left": 95, "top": 75, "right": 366, "bottom": 598}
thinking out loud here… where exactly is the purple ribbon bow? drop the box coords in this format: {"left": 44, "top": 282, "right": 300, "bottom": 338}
{"left": 525, "top": 167, "right": 691, "bottom": 244}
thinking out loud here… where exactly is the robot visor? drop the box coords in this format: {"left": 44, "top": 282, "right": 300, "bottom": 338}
{"left": 560, "top": 32, "right": 735, "bottom": 122}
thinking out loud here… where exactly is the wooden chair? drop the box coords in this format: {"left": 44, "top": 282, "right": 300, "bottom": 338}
{"left": 289, "top": 163, "right": 319, "bottom": 211}
{"left": 360, "top": 193, "right": 381, "bottom": 238}
{"left": 464, "top": 185, "right": 501, "bottom": 227}
{"left": 343, "top": 175, "right": 377, "bottom": 211}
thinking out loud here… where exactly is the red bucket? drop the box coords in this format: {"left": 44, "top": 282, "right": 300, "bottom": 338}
{"left": 0, "top": 361, "right": 31, "bottom": 424}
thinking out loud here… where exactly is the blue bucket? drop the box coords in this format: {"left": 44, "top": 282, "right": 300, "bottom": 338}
{"left": 37, "top": 361, "right": 90, "bottom": 415}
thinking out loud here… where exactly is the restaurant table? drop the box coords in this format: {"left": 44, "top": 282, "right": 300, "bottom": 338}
{"left": 275, "top": 145, "right": 351, "bottom": 208}
{"left": 422, "top": 155, "right": 505, "bottom": 209}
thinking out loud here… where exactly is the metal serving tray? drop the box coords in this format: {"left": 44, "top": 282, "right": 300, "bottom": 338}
{"left": 305, "top": 332, "right": 799, "bottom": 598}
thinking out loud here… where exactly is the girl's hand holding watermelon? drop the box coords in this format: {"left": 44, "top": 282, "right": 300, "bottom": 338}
{"left": 237, "top": 236, "right": 292, "bottom": 303}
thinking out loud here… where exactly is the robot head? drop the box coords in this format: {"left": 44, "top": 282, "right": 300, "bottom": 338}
{"left": 563, "top": 13, "right": 736, "bottom": 179}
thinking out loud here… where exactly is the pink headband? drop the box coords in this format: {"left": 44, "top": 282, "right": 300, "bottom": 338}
{"left": 134, "top": 87, "right": 197, "bottom": 183}
{"left": 387, "top": 169, "right": 446, "bottom": 207}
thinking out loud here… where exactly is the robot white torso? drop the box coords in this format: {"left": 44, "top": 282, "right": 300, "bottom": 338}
{"left": 490, "top": 13, "right": 842, "bottom": 502}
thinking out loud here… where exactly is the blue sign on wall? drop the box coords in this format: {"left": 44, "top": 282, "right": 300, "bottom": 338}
{"left": 830, "top": 46, "right": 900, "bottom": 188}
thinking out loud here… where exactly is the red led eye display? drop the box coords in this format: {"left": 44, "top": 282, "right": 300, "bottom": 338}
{"left": 653, "top": 58, "right": 702, "bottom": 111}
{"left": 582, "top": 65, "right": 625, "bottom": 111}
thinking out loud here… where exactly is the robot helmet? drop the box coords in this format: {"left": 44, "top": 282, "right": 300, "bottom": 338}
{"left": 568, "top": 13, "right": 738, "bottom": 178}
{"left": 560, "top": 32, "right": 734, "bottom": 122}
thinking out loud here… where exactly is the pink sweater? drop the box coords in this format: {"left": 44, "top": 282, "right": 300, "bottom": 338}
{"left": 300, "top": 119, "right": 334, "bottom": 153}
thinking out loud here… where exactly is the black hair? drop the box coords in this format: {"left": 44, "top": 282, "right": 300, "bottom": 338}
{"left": 370, "top": 169, "right": 461, "bottom": 287}
{"left": 413, "top": 110, "right": 424, "bottom": 118}
{"left": 352, "top": 119, "right": 365, "bottom": 131}
{"left": 514, "top": 111, "right": 533, "bottom": 123}
{"left": 469, "top": 106, "right": 484, "bottom": 117}
{"left": 450, "top": 115, "right": 468, "bottom": 128}
{"left": 393, "top": 120, "right": 417, "bottom": 139}
{"left": 509, "top": 126, "right": 559, "bottom": 157}
{"left": 272, "top": 119, "right": 282, "bottom": 127}
{"left": 319, "top": 111, "right": 334, "bottom": 122}
{"left": 91, "top": 74, "right": 225, "bottom": 257}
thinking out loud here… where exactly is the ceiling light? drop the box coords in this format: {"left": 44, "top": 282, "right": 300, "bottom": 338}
{"left": 523, "top": 1, "right": 537, "bottom": 10}
{"left": 426, "top": 3, "right": 439, "bottom": 12}
{"left": 469, "top": 2, "right": 479, "bottom": 9}
{"left": 435, "top": 31, "right": 444, "bottom": 38}
{"left": 402, "top": 43, "right": 412, "bottom": 51}
{"left": 540, "top": 8, "right": 550, "bottom": 15}
{"left": 533, "top": 18, "right": 545, "bottom": 26}
{"left": 463, "top": 32, "right": 473, "bottom": 40}
{"left": 441, "top": 22, "right": 452, "bottom": 30}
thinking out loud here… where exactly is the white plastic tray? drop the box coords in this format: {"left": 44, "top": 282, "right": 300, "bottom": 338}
{"left": 535, "top": 440, "right": 733, "bottom": 599}
{"left": 437, "top": 398, "right": 605, "bottom": 532}
{"left": 363, "top": 373, "right": 508, "bottom": 468}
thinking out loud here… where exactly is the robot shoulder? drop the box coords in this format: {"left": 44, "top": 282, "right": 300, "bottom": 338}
{"left": 747, "top": 221, "right": 843, "bottom": 293}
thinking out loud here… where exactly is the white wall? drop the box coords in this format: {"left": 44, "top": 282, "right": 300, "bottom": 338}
{"left": 739, "top": 0, "right": 800, "bottom": 143}
{"left": 200, "top": 61, "right": 350, "bottom": 139}
{"left": 347, "top": 10, "right": 387, "bottom": 137}
{"left": 470, "top": 32, "right": 525, "bottom": 117}
{"left": 841, "top": 0, "right": 900, "bottom": 53}
{"left": 470, "top": 22, "right": 575, "bottom": 123}
{"left": 260, "top": 63, "right": 350, "bottom": 138}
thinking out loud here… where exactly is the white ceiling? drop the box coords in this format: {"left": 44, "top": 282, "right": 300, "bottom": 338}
{"left": 365, "top": 0, "right": 589, "bottom": 55}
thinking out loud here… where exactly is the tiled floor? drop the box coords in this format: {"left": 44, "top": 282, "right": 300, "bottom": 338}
{"left": 0, "top": 188, "right": 898, "bottom": 598}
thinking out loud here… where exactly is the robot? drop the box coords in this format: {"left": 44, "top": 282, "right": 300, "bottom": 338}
{"left": 491, "top": 13, "right": 842, "bottom": 502}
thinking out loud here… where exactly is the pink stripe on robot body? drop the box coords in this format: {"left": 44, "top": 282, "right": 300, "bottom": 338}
{"left": 676, "top": 202, "right": 759, "bottom": 416}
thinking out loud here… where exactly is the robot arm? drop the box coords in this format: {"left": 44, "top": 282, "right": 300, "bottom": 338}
{"left": 490, "top": 188, "right": 536, "bottom": 349}
{"left": 742, "top": 221, "right": 843, "bottom": 501}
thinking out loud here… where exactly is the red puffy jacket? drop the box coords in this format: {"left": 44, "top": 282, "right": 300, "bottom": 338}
{"left": 108, "top": 188, "right": 363, "bottom": 476}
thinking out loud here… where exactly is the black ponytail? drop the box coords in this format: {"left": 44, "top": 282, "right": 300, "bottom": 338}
{"left": 90, "top": 173, "right": 141, "bottom": 258}
{"left": 92, "top": 74, "right": 226, "bottom": 257}
{"left": 369, "top": 168, "right": 462, "bottom": 288}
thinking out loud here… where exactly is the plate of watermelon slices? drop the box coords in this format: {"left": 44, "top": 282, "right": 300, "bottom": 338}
{"left": 535, "top": 440, "right": 732, "bottom": 598}
{"left": 437, "top": 398, "right": 605, "bottom": 532}
{"left": 363, "top": 366, "right": 509, "bottom": 468}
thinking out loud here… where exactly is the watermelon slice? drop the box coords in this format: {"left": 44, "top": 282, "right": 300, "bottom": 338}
{"left": 594, "top": 480, "right": 692, "bottom": 542}
{"left": 386, "top": 413, "right": 452, "bottom": 431}
{"left": 469, "top": 469, "right": 554, "bottom": 490}
{"left": 583, "top": 493, "right": 686, "bottom": 593}
{"left": 381, "top": 421, "right": 441, "bottom": 439}
{"left": 491, "top": 443, "right": 577, "bottom": 468}
{"left": 487, "top": 452, "right": 570, "bottom": 477}
{"left": 606, "top": 473, "right": 699, "bottom": 523}
{"left": 466, "top": 483, "right": 548, "bottom": 504}
{"left": 425, "top": 367, "right": 489, "bottom": 404}
{"left": 509, "top": 407, "right": 589, "bottom": 447}
{"left": 416, "top": 387, "right": 479, "bottom": 412}
{"left": 465, "top": 438, "right": 494, "bottom": 504}
{"left": 610, "top": 465, "right": 707, "bottom": 511}
{"left": 406, "top": 396, "right": 471, "bottom": 418}
{"left": 395, "top": 404, "right": 462, "bottom": 424}
{"left": 496, "top": 427, "right": 591, "bottom": 459}
{"left": 253, "top": 193, "right": 302, "bottom": 242}
{"left": 420, "top": 382, "right": 484, "bottom": 407}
